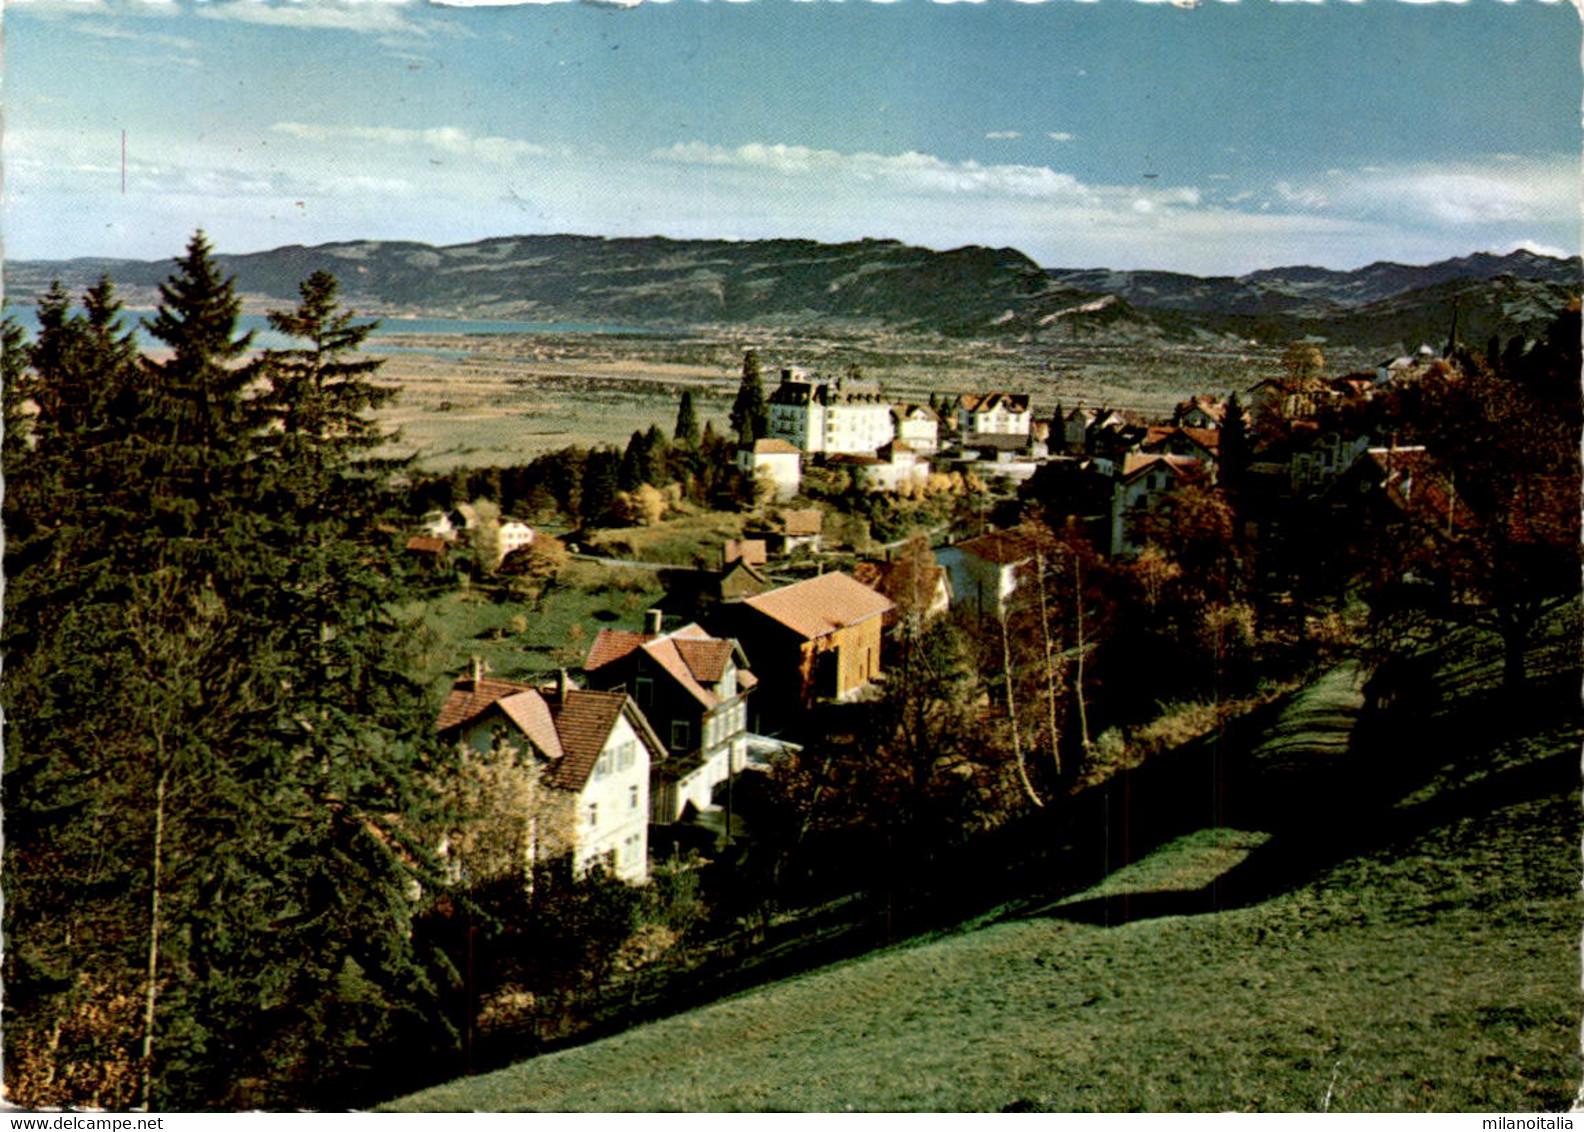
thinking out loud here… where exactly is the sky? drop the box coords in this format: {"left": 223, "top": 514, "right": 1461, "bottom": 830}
{"left": 5, "top": 0, "right": 1581, "bottom": 276}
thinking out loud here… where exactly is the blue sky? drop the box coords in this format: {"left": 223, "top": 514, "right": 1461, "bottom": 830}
{"left": 6, "top": 0, "right": 1580, "bottom": 275}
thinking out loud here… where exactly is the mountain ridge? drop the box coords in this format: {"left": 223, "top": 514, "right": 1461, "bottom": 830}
{"left": 7, "top": 235, "right": 1578, "bottom": 351}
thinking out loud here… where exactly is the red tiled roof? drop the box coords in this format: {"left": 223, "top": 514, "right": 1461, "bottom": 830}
{"left": 436, "top": 676, "right": 537, "bottom": 733}
{"left": 742, "top": 572, "right": 894, "bottom": 640}
{"left": 542, "top": 688, "right": 628, "bottom": 790}
{"left": 406, "top": 535, "right": 450, "bottom": 554}
{"left": 642, "top": 638, "right": 718, "bottom": 710}
{"left": 675, "top": 637, "right": 734, "bottom": 684}
{"left": 584, "top": 630, "right": 653, "bottom": 673}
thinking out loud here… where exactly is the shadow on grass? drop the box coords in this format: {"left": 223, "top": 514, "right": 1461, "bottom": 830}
{"left": 1037, "top": 660, "right": 1582, "bottom": 930}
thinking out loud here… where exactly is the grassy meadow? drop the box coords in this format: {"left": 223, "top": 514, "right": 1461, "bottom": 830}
{"left": 385, "top": 614, "right": 1582, "bottom": 1113}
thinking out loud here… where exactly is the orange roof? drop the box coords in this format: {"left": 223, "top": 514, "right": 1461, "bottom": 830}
{"left": 675, "top": 637, "right": 735, "bottom": 684}
{"left": 723, "top": 539, "right": 769, "bottom": 567}
{"left": 584, "top": 630, "right": 653, "bottom": 673}
{"left": 742, "top": 572, "right": 894, "bottom": 640}
{"left": 1121, "top": 453, "right": 1200, "bottom": 482}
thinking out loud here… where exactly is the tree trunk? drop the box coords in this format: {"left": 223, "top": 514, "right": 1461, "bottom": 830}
{"left": 998, "top": 610, "right": 1043, "bottom": 808}
{"left": 1034, "top": 552, "right": 1062, "bottom": 778}
{"left": 139, "top": 767, "right": 169, "bottom": 1112}
{"left": 1073, "top": 555, "right": 1093, "bottom": 756}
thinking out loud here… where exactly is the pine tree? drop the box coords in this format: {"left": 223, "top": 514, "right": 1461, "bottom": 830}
{"left": 729, "top": 349, "right": 768, "bottom": 443}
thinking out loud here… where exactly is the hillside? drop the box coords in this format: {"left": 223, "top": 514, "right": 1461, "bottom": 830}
{"left": 384, "top": 621, "right": 1581, "bottom": 1113}
{"left": 8, "top": 236, "right": 1576, "bottom": 351}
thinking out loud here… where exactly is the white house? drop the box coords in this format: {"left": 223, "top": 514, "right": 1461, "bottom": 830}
{"left": 936, "top": 528, "right": 1037, "bottom": 618}
{"left": 956, "top": 392, "right": 1033, "bottom": 439}
{"left": 499, "top": 519, "right": 536, "bottom": 558}
{"left": 437, "top": 669, "right": 665, "bottom": 883}
{"left": 828, "top": 442, "right": 930, "bottom": 493}
{"left": 767, "top": 371, "right": 895, "bottom": 456}
{"left": 892, "top": 404, "right": 942, "bottom": 454}
{"left": 736, "top": 437, "right": 803, "bottom": 501}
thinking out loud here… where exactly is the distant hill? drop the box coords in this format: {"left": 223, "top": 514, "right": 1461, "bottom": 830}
{"left": 7, "top": 236, "right": 1578, "bottom": 351}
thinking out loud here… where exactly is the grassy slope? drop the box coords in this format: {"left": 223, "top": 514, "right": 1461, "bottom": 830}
{"left": 386, "top": 623, "right": 1581, "bottom": 1113}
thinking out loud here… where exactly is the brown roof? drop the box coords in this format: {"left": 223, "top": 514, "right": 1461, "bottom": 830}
{"left": 675, "top": 637, "right": 735, "bottom": 684}
{"left": 1121, "top": 453, "right": 1201, "bottom": 482}
{"left": 748, "top": 438, "right": 802, "bottom": 456}
{"left": 958, "top": 392, "right": 1031, "bottom": 414}
{"left": 642, "top": 638, "right": 719, "bottom": 710}
{"left": 742, "top": 572, "right": 894, "bottom": 640}
{"left": 584, "top": 630, "right": 653, "bottom": 673}
{"left": 783, "top": 509, "right": 824, "bottom": 537}
{"left": 437, "top": 677, "right": 645, "bottom": 792}
{"left": 541, "top": 688, "right": 629, "bottom": 790}
{"left": 436, "top": 676, "right": 537, "bottom": 733}
{"left": 406, "top": 535, "right": 450, "bottom": 554}
{"left": 496, "top": 691, "right": 564, "bottom": 762}
{"left": 722, "top": 539, "right": 768, "bottom": 567}
{"left": 437, "top": 678, "right": 566, "bottom": 762}
{"left": 1142, "top": 426, "right": 1220, "bottom": 456}
{"left": 956, "top": 529, "right": 1036, "bottom": 566}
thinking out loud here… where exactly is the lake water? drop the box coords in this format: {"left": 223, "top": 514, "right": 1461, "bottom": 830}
{"left": 1, "top": 308, "right": 668, "bottom": 354}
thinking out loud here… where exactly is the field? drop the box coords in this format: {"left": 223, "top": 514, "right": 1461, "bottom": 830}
{"left": 385, "top": 616, "right": 1582, "bottom": 1113}
{"left": 402, "top": 560, "right": 666, "bottom": 692}
{"left": 366, "top": 330, "right": 1334, "bottom": 470}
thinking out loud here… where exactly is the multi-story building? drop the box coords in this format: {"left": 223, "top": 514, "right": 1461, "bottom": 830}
{"left": 767, "top": 370, "right": 895, "bottom": 456}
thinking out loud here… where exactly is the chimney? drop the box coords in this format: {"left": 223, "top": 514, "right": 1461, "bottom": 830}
{"left": 556, "top": 667, "right": 569, "bottom": 699}
{"left": 470, "top": 656, "right": 484, "bottom": 687}
{"left": 645, "top": 608, "right": 664, "bottom": 636}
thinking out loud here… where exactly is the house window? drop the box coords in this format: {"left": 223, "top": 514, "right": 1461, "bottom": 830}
{"left": 671, "top": 720, "right": 691, "bottom": 750}
{"left": 593, "top": 751, "right": 614, "bottom": 779}
{"left": 635, "top": 676, "right": 654, "bottom": 707}
{"left": 586, "top": 802, "right": 598, "bottom": 828}
{"left": 629, "top": 784, "right": 640, "bottom": 810}
{"left": 616, "top": 740, "right": 637, "bottom": 771}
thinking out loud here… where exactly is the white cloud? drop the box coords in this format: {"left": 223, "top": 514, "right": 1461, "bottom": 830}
{"left": 1046, "top": 132, "right": 1076, "bottom": 142}
{"left": 1279, "top": 157, "right": 1579, "bottom": 228}
{"left": 985, "top": 131, "right": 1022, "bottom": 140}
{"left": 192, "top": 0, "right": 428, "bottom": 36}
{"left": 1511, "top": 239, "right": 1575, "bottom": 259}
{"left": 271, "top": 122, "right": 551, "bottom": 163}
{"left": 652, "top": 141, "right": 1100, "bottom": 203}
{"left": 73, "top": 21, "right": 197, "bottom": 49}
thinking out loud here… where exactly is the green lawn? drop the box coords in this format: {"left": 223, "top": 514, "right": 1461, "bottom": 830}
{"left": 403, "top": 563, "right": 664, "bottom": 691}
{"left": 385, "top": 618, "right": 1582, "bottom": 1113}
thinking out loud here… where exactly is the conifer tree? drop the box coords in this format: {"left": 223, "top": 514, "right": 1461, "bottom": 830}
{"left": 674, "top": 388, "right": 700, "bottom": 447}
{"left": 729, "top": 348, "right": 768, "bottom": 443}
{"left": 3, "top": 239, "right": 455, "bottom": 1110}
